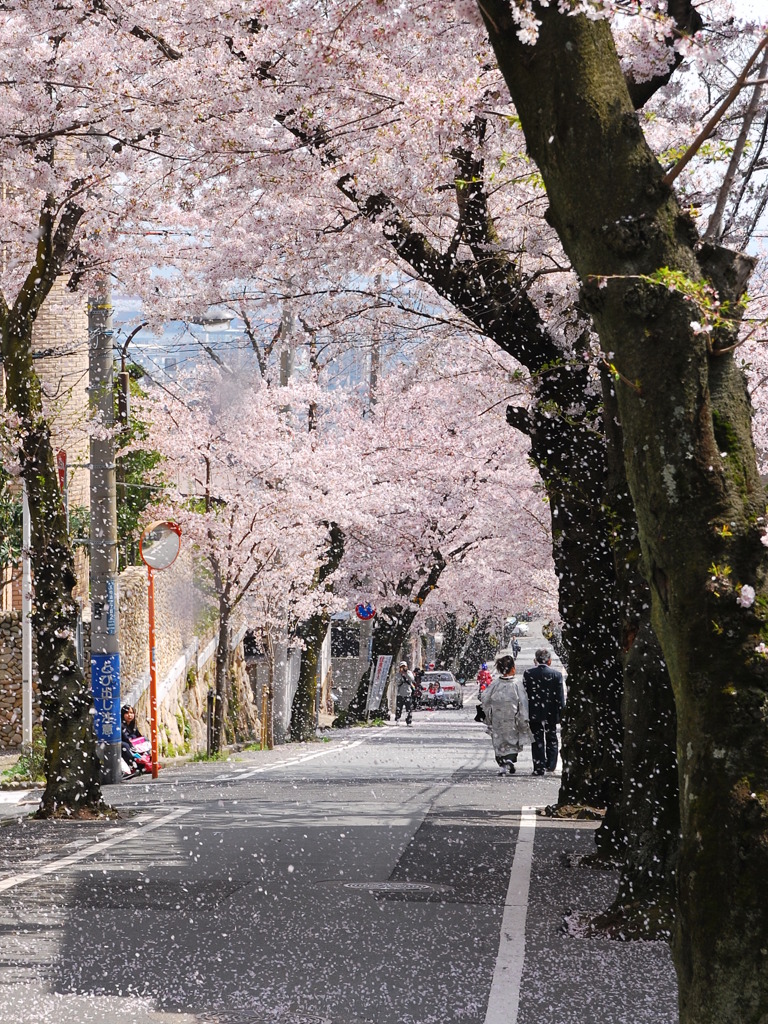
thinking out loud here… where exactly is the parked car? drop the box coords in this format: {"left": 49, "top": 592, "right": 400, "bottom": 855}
{"left": 420, "top": 670, "right": 464, "bottom": 709}
{"left": 510, "top": 621, "right": 529, "bottom": 636}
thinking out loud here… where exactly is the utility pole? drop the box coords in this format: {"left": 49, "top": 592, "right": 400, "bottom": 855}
{"left": 21, "top": 481, "right": 32, "bottom": 751}
{"left": 89, "top": 282, "right": 121, "bottom": 784}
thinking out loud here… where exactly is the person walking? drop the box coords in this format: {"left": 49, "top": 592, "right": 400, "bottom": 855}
{"left": 395, "top": 661, "right": 415, "bottom": 726}
{"left": 476, "top": 662, "right": 493, "bottom": 694}
{"left": 481, "top": 650, "right": 531, "bottom": 775}
{"left": 523, "top": 648, "right": 566, "bottom": 776}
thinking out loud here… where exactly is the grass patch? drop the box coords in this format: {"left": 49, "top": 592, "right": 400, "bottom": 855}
{"left": 191, "top": 750, "right": 228, "bottom": 762}
{"left": 1, "top": 726, "right": 45, "bottom": 784}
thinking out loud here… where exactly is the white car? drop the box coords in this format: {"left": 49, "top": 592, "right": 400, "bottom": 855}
{"left": 419, "top": 671, "right": 464, "bottom": 709}
{"left": 510, "top": 621, "right": 529, "bottom": 636}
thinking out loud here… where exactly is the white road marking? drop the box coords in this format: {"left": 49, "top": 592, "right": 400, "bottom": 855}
{"left": 218, "top": 738, "right": 365, "bottom": 781}
{"left": 0, "top": 806, "right": 190, "bottom": 894}
{"left": 484, "top": 804, "right": 537, "bottom": 1024}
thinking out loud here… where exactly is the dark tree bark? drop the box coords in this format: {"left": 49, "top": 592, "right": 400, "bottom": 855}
{"left": 589, "top": 372, "right": 680, "bottom": 933}
{"left": 290, "top": 523, "right": 345, "bottom": 741}
{"left": 455, "top": 615, "right": 496, "bottom": 680}
{"left": 211, "top": 592, "right": 231, "bottom": 754}
{"left": 0, "top": 196, "right": 103, "bottom": 816}
{"left": 479, "top": 3, "right": 768, "bottom": 1018}
{"left": 435, "top": 612, "right": 462, "bottom": 672}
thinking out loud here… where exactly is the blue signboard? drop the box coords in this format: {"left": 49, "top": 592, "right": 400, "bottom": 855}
{"left": 91, "top": 652, "right": 121, "bottom": 743}
{"left": 106, "top": 577, "right": 117, "bottom": 635}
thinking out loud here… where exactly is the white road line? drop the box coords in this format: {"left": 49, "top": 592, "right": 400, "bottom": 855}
{"left": 484, "top": 804, "right": 537, "bottom": 1024}
{"left": 0, "top": 806, "right": 190, "bottom": 894}
{"left": 218, "top": 738, "right": 365, "bottom": 781}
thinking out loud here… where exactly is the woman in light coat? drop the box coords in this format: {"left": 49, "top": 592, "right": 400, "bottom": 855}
{"left": 481, "top": 650, "right": 531, "bottom": 775}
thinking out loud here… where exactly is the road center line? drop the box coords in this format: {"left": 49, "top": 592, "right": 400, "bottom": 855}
{"left": 218, "top": 738, "right": 365, "bottom": 781}
{"left": 484, "top": 804, "right": 537, "bottom": 1024}
{"left": 0, "top": 806, "right": 190, "bottom": 894}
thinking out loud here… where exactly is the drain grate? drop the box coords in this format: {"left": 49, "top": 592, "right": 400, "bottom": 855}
{"left": 343, "top": 880, "right": 450, "bottom": 893}
{"left": 200, "top": 1014, "right": 373, "bottom": 1024}
{"left": 201, "top": 1016, "right": 330, "bottom": 1024}
{"left": 201, "top": 1017, "right": 328, "bottom": 1024}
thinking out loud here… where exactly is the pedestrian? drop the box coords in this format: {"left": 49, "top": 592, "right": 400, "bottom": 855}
{"left": 523, "top": 648, "right": 566, "bottom": 776}
{"left": 476, "top": 662, "right": 493, "bottom": 694}
{"left": 394, "top": 661, "right": 415, "bottom": 726}
{"left": 481, "top": 649, "right": 531, "bottom": 775}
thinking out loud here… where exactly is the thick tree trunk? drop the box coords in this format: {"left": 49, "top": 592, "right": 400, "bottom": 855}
{"left": 518, "top": 400, "right": 624, "bottom": 815}
{"left": 591, "top": 374, "right": 680, "bottom": 934}
{"left": 24, "top": 417, "right": 102, "bottom": 815}
{"left": 436, "top": 612, "right": 462, "bottom": 672}
{"left": 211, "top": 597, "right": 231, "bottom": 754}
{"left": 481, "top": 4, "right": 768, "bottom": 1018}
{"left": 1, "top": 207, "right": 102, "bottom": 814}
{"left": 290, "top": 610, "right": 327, "bottom": 741}
{"left": 290, "top": 524, "right": 345, "bottom": 741}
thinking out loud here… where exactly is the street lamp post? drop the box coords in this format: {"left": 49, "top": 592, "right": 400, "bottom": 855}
{"left": 139, "top": 521, "right": 181, "bottom": 779}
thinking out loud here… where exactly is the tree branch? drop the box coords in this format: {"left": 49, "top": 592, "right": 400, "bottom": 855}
{"left": 663, "top": 32, "right": 768, "bottom": 186}
{"left": 626, "top": 0, "right": 703, "bottom": 108}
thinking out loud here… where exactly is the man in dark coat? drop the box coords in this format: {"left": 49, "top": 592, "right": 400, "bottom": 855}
{"left": 522, "top": 648, "right": 565, "bottom": 776}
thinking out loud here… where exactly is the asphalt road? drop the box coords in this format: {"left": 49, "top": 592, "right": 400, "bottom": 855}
{"left": 0, "top": 640, "right": 677, "bottom": 1024}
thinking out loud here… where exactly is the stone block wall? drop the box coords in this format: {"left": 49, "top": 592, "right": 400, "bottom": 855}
{"left": 0, "top": 611, "right": 41, "bottom": 748}
{"left": 117, "top": 558, "right": 259, "bottom": 757}
{"left": 118, "top": 553, "right": 201, "bottom": 692}
{"left": 33, "top": 278, "right": 91, "bottom": 605}
{"left": 0, "top": 558, "right": 260, "bottom": 755}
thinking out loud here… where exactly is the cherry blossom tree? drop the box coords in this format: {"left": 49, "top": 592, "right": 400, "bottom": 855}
{"left": 136, "top": 366, "right": 357, "bottom": 751}
{"left": 476, "top": 0, "right": 768, "bottom": 1019}
{"left": 324, "top": 335, "right": 555, "bottom": 717}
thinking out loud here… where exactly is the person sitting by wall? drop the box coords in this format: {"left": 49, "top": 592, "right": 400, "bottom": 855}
{"left": 121, "top": 704, "right": 149, "bottom": 775}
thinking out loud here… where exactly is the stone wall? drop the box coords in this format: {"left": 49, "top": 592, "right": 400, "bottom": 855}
{"left": 0, "top": 557, "right": 260, "bottom": 755}
{"left": 117, "top": 558, "right": 259, "bottom": 756}
{"left": 127, "top": 629, "right": 259, "bottom": 757}
{"left": 118, "top": 553, "right": 201, "bottom": 691}
{"left": 0, "top": 612, "right": 41, "bottom": 748}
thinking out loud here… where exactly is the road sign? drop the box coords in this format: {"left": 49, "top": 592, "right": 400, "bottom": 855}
{"left": 366, "top": 654, "right": 392, "bottom": 712}
{"left": 91, "top": 652, "right": 121, "bottom": 744}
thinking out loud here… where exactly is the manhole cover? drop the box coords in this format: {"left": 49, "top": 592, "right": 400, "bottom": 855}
{"left": 201, "top": 1015, "right": 371, "bottom": 1024}
{"left": 201, "top": 1015, "right": 330, "bottom": 1024}
{"left": 344, "top": 881, "right": 449, "bottom": 893}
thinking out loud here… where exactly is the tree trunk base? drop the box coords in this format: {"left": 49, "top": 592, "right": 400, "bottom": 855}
{"left": 571, "top": 900, "right": 674, "bottom": 942}
{"left": 539, "top": 803, "right": 605, "bottom": 820}
{"left": 33, "top": 801, "right": 119, "bottom": 821}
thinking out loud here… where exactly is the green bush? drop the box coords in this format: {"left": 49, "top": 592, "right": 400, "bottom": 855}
{"left": 1, "top": 725, "right": 46, "bottom": 783}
